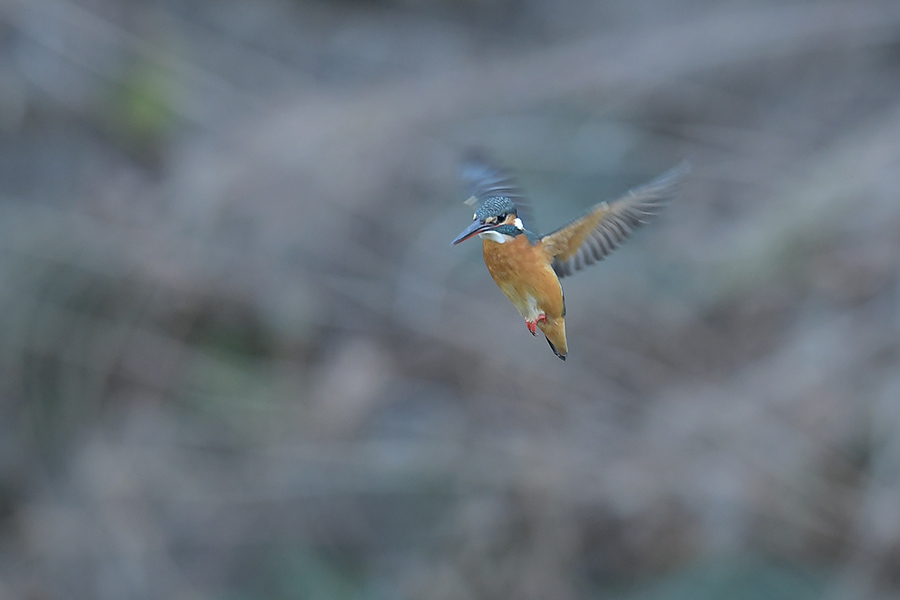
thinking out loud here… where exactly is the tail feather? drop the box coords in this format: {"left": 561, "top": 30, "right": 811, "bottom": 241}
{"left": 546, "top": 337, "right": 566, "bottom": 361}
{"left": 539, "top": 318, "right": 568, "bottom": 361}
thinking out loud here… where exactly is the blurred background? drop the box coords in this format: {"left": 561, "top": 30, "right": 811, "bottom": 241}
{"left": 1, "top": 0, "right": 900, "bottom": 598}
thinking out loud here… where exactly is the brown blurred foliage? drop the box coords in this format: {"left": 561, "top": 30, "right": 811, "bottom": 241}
{"left": 1, "top": 0, "right": 900, "bottom": 598}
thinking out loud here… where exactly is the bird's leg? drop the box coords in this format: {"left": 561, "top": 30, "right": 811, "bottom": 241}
{"left": 525, "top": 313, "right": 547, "bottom": 336}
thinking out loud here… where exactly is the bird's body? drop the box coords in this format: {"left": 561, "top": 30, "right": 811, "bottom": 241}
{"left": 481, "top": 233, "right": 569, "bottom": 358}
{"left": 452, "top": 152, "right": 687, "bottom": 360}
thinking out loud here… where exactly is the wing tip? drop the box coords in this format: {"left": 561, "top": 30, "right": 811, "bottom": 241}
{"left": 645, "top": 160, "right": 691, "bottom": 193}
{"left": 617, "top": 159, "right": 690, "bottom": 212}
{"left": 460, "top": 147, "right": 511, "bottom": 181}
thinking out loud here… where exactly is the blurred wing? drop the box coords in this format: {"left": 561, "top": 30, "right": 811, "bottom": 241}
{"left": 461, "top": 150, "right": 535, "bottom": 229}
{"left": 543, "top": 162, "right": 689, "bottom": 278}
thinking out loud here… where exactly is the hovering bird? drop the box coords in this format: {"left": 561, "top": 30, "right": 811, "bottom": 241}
{"left": 452, "top": 152, "right": 687, "bottom": 360}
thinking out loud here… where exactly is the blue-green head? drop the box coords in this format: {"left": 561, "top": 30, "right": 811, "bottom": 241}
{"left": 451, "top": 196, "right": 526, "bottom": 245}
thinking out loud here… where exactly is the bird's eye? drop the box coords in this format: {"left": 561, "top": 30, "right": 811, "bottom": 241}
{"left": 497, "top": 214, "right": 507, "bottom": 223}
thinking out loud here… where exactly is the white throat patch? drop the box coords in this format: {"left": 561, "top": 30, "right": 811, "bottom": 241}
{"left": 478, "top": 230, "right": 511, "bottom": 243}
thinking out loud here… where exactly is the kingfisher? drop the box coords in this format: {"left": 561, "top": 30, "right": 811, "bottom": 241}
{"left": 452, "top": 152, "right": 687, "bottom": 360}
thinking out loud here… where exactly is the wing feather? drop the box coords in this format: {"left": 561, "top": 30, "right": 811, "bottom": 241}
{"left": 542, "top": 162, "right": 689, "bottom": 278}
{"left": 461, "top": 150, "right": 535, "bottom": 230}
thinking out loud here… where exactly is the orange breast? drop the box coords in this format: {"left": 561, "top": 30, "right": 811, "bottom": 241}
{"left": 481, "top": 235, "right": 564, "bottom": 321}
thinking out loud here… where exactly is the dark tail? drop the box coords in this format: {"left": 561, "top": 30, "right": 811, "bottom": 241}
{"left": 546, "top": 337, "right": 566, "bottom": 361}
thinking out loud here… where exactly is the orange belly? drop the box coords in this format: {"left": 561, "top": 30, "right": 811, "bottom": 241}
{"left": 481, "top": 235, "right": 568, "bottom": 356}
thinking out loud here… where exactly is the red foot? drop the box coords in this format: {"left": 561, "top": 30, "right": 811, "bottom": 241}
{"left": 525, "top": 313, "right": 547, "bottom": 336}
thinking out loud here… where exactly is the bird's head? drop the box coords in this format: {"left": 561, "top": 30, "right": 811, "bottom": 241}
{"left": 451, "top": 196, "right": 525, "bottom": 245}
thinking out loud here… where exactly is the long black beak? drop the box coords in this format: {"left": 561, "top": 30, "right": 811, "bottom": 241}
{"left": 451, "top": 220, "right": 493, "bottom": 245}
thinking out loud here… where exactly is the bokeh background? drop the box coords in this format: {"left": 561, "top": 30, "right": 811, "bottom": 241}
{"left": 2, "top": 0, "right": 900, "bottom": 598}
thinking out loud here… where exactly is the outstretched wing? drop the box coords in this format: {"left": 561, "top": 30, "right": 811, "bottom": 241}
{"left": 461, "top": 149, "right": 535, "bottom": 230}
{"left": 542, "top": 162, "right": 689, "bottom": 278}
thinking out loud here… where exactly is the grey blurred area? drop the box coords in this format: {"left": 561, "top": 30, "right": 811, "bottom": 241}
{"left": 1, "top": 0, "right": 900, "bottom": 597}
